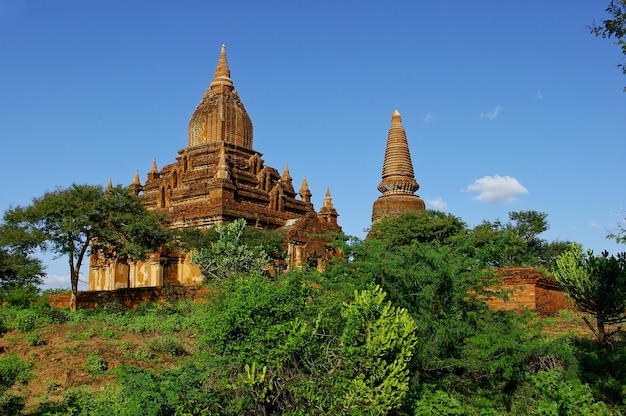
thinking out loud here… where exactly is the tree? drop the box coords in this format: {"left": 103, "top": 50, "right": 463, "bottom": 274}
{"left": 175, "top": 223, "right": 286, "bottom": 261}
{"left": 1, "top": 184, "right": 169, "bottom": 312}
{"left": 466, "top": 211, "right": 570, "bottom": 269}
{"left": 0, "top": 248, "right": 44, "bottom": 295}
{"left": 591, "top": 0, "right": 626, "bottom": 90}
{"left": 190, "top": 218, "right": 270, "bottom": 280}
{"left": 367, "top": 210, "right": 466, "bottom": 246}
{"left": 606, "top": 213, "right": 626, "bottom": 244}
{"left": 553, "top": 243, "right": 626, "bottom": 345}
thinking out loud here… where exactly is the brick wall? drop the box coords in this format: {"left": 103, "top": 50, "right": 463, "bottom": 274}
{"left": 48, "top": 286, "right": 209, "bottom": 310}
{"left": 49, "top": 267, "right": 573, "bottom": 315}
{"left": 484, "top": 267, "right": 574, "bottom": 315}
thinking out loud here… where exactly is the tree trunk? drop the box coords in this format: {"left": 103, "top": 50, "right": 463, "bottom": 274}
{"left": 70, "top": 271, "right": 78, "bottom": 313}
{"left": 597, "top": 318, "right": 607, "bottom": 346}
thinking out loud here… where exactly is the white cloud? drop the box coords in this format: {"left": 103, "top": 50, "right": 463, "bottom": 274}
{"left": 466, "top": 174, "right": 528, "bottom": 203}
{"left": 42, "top": 273, "right": 88, "bottom": 291}
{"left": 423, "top": 112, "right": 436, "bottom": 123}
{"left": 536, "top": 90, "right": 543, "bottom": 100}
{"left": 426, "top": 197, "right": 447, "bottom": 210}
{"left": 480, "top": 105, "right": 503, "bottom": 120}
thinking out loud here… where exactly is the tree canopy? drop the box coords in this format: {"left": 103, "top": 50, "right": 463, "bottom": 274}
{"left": 554, "top": 243, "right": 626, "bottom": 345}
{"left": 0, "top": 248, "right": 44, "bottom": 296}
{"left": 1, "top": 184, "right": 169, "bottom": 311}
{"left": 591, "top": 0, "right": 626, "bottom": 90}
{"left": 190, "top": 219, "right": 271, "bottom": 280}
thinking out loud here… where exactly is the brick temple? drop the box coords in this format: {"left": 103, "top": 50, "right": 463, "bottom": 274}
{"left": 88, "top": 45, "right": 340, "bottom": 291}
{"left": 84, "top": 45, "right": 570, "bottom": 316}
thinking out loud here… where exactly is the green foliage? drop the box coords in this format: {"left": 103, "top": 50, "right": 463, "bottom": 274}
{"left": 2, "top": 285, "right": 40, "bottom": 309}
{"left": 465, "top": 210, "right": 570, "bottom": 269}
{"left": 554, "top": 243, "right": 626, "bottom": 344}
{"left": 147, "top": 335, "right": 188, "bottom": 357}
{"left": 198, "top": 272, "right": 313, "bottom": 366}
{"left": 511, "top": 369, "right": 611, "bottom": 415}
{"left": 26, "top": 331, "right": 45, "bottom": 346}
{"left": 190, "top": 218, "right": 271, "bottom": 280}
{"left": 1, "top": 183, "right": 169, "bottom": 311}
{"left": 85, "top": 353, "right": 108, "bottom": 374}
{"left": 0, "top": 247, "right": 44, "bottom": 295}
{"left": 591, "top": 0, "right": 626, "bottom": 89}
{"left": 368, "top": 210, "right": 466, "bottom": 246}
{"left": 0, "top": 353, "right": 32, "bottom": 392}
{"left": 337, "top": 286, "right": 418, "bottom": 414}
{"left": 413, "top": 386, "right": 465, "bottom": 415}
{"left": 15, "top": 309, "right": 37, "bottom": 332}
{"left": 574, "top": 338, "right": 626, "bottom": 407}
{"left": 0, "top": 353, "right": 32, "bottom": 415}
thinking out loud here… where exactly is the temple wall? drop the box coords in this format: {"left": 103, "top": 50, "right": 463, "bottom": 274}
{"left": 484, "top": 267, "right": 574, "bottom": 315}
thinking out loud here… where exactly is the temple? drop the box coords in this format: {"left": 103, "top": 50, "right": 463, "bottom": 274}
{"left": 371, "top": 109, "right": 426, "bottom": 222}
{"left": 88, "top": 45, "right": 341, "bottom": 291}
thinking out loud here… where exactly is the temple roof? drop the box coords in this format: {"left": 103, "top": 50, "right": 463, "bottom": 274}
{"left": 377, "top": 110, "right": 420, "bottom": 195}
{"left": 188, "top": 45, "right": 253, "bottom": 149}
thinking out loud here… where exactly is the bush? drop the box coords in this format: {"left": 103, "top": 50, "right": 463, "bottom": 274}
{"left": 85, "top": 353, "right": 108, "bottom": 375}
{"left": 26, "top": 332, "right": 44, "bottom": 347}
{"left": 14, "top": 309, "right": 37, "bottom": 332}
{"left": 0, "top": 353, "right": 32, "bottom": 415}
{"left": 147, "top": 335, "right": 188, "bottom": 357}
{"left": 2, "top": 287, "right": 39, "bottom": 309}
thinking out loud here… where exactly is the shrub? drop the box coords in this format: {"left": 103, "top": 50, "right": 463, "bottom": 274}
{"left": 14, "top": 310, "right": 37, "bottom": 332}
{"left": 85, "top": 353, "right": 107, "bottom": 374}
{"left": 26, "top": 332, "right": 44, "bottom": 347}
{"left": 147, "top": 335, "right": 187, "bottom": 357}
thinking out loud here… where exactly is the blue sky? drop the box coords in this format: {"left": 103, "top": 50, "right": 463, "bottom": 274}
{"left": 1, "top": 1, "right": 624, "bottom": 289}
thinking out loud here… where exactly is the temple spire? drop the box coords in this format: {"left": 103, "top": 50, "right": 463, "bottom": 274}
{"left": 318, "top": 186, "right": 338, "bottom": 225}
{"left": 106, "top": 177, "right": 113, "bottom": 191}
{"left": 132, "top": 170, "right": 141, "bottom": 186}
{"left": 299, "top": 176, "right": 312, "bottom": 205}
{"left": 151, "top": 158, "right": 158, "bottom": 173}
{"left": 281, "top": 163, "right": 294, "bottom": 193}
{"left": 371, "top": 110, "right": 425, "bottom": 223}
{"left": 377, "top": 110, "right": 419, "bottom": 195}
{"left": 209, "top": 44, "right": 234, "bottom": 93}
{"left": 323, "top": 187, "right": 334, "bottom": 209}
{"left": 129, "top": 170, "right": 142, "bottom": 195}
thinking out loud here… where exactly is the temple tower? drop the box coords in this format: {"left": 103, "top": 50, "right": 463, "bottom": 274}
{"left": 371, "top": 110, "right": 425, "bottom": 223}
{"left": 89, "top": 45, "right": 342, "bottom": 291}
{"left": 188, "top": 44, "right": 253, "bottom": 149}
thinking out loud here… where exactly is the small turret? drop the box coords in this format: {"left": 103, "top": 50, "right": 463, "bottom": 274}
{"left": 318, "top": 187, "right": 339, "bottom": 225}
{"left": 299, "top": 176, "right": 313, "bottom": 205}
{"left": 129, "top": 170, "right": 142, "bottom": 195}
{"left": 281, "top": 163, "right": 295, "bottom": 194}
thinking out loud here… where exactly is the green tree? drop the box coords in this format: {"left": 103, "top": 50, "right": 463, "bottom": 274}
{"left": 176, "top": 223, "right": 286, "bottom": 261}
{"left": 466, "top": 210, "right": 569, "bottom": 269}
{"left": 368, "top": 210, "right": 466, "bottom": 246}
{"left": 190, "top": 218, "right": 270, "bottom": 280}
{"left": 1, "top": 184, "right": 169, "bottom": 312}
{"left": 553, "top": 243, "right": 626, "bottom": 345}
{"left": 591, "top": 0, "right": 626, "bottom": 90}
{"left": 0, "top": 247, "right": 44, "bottom": 295}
